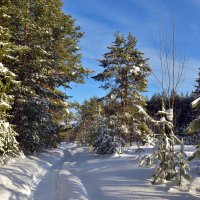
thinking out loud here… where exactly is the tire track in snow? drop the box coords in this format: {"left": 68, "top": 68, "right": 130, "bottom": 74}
{"left": 31, "top": 144, "right": 89, "bottom": 200}
{"left": 32, "top": 148, "right": 68, "bottom": 200}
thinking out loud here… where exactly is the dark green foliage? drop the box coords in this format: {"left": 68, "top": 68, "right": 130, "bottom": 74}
{"left": 187, "top": 97, "right": 200, "bottom": 160}
{"left": 73, "top": 97, "right": 104, "bottom": 145}
{"left": 147, "top": 92, "right": 195, "bottom": 135}
{"left": 193, "top": 68, "right": 200, "bottom": 97}
{"left": 1, "top": 0, "right": 89, "bottom": 154}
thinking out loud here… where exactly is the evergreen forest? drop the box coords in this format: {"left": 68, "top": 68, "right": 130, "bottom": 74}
{"left": 1, "top": 0, "right": 200, "bottom": 187}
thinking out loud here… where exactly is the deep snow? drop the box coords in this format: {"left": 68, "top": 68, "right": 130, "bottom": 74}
{"left": 0, "top": 143, "right": 200, "bottom": 200}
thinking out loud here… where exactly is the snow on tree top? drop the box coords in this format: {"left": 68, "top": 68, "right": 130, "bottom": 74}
{"left": 0, "top": 42, "right": 9, "bottom": 46}
{"left": 130, "top": 66, "right": 140, "bottom": 74}
{"left": 191, "top": 97, "right": 200, "bottom": 108}
{"left": 0, "top": 101, "right": 12, "bottom": 109}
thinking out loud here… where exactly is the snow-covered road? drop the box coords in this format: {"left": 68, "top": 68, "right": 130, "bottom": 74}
{"left": 1, "top": 143, "right": 200, "bottom": 200}
{"left": 32, "top": 144, "right": 89, "bottom": 200}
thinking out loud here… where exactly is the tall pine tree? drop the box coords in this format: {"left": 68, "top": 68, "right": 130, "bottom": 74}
{"left": 93, "top": 32, "right": 151, "bottom": 144}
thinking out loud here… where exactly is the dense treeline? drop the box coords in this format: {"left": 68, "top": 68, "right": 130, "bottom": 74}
{"left": 0, "top": 0, "right": 89, "bottom": 160}
{"left": 73, "top": 91, "right": 199, "bottom": 145}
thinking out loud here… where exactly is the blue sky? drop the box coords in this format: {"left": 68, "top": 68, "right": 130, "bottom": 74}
{"left": 62, "top": 0, "right": 200, "bottom": 103}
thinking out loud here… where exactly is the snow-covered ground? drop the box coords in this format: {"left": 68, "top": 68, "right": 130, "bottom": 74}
{"left": 0, "top": 143, "right": 200, "bottom": 200}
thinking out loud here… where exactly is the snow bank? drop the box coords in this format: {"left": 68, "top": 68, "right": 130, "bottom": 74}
{"left": 0, "top": 143, "right": 66, "bottom": 200}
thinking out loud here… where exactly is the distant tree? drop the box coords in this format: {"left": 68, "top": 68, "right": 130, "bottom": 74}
{"left": 73, "top": 97, "right": 104, "bottom": 144}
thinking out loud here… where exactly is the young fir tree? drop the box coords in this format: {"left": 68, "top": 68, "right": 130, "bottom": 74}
{"left": 93, "top": 32, "right": 151, "bottom": 146}
{"left": 3, "top": 0, "right": 89, "bottom": 153}
{"left": 191, "top": 68, "right": 200, "bottom": 128}
{"left": 138, "top": 106, "right": 190, "bottom": 185}
{"left": 193, "top": 68, "right": 200, "bottom": 97}
{"left": 0, "top": 2, "right": 20, "bottom": 163}
{"left": 187, "top": 97, "right": 200, "bottom": 160}
{"left": 140, "top": 22, "right": 191, "bottom": 185}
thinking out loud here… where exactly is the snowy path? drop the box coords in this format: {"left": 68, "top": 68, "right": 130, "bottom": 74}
{"left": 1, "top": 143, "right": 200, "bottom": 200}
{"left": 32, "top": 151, "right": 67, "bottom": 200}
{"left": 32, "top": 145, "right": 89, "bottom": 200}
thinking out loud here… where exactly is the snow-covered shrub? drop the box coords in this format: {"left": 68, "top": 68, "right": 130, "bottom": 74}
{"left": 140, "top": 133, "right": 190, "bottom": 185}
{"left": 138, "top": 107, "right": 190, "bottom": 185}
{"left": 174, "top": 144, "right": 191, "bottom": 185}
{"left": 93, "top": 134, "right": 126, "bottom": 154}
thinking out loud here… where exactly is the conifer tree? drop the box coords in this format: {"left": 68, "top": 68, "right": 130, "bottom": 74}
{"left": 93, "top": 32, "right": 151, "bottom": 145}
{"left": 193, "top": 68, "right": 200, "bottom": 97}
{"left": 73, "top": 97, "right": 126, "bottom": 154}
{"left": 74, "top": 97, "right": 104, "bottom": 144}
{"left": 187, "top": 97, "right": 200, "bottom": 160}
{"left": 0, "top": 2, "right": 20, "bottom": 162}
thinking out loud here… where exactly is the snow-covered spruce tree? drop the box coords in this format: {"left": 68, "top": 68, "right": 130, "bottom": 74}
{"left": 190, "top": 68, "right": 200, "bottom": 129}
{"left": 137, "top": 107, "right": 190, "bottom": 185}
{"left": 93, "top": 101, "right": 126, "bottom": 154}
{"left": 93, "top": 33, "right": 151, "bottom": 147}
{"left": 73, "top": 97, "right": 126, "bottom": 154}
{"left": 0, "top": 4, "right": 20, "bottom": 163}
{"left": 140, "top": 22, "right": 190, "bottom": 185}
{"left": 193, "top": 68, "right": 200, "bottom": 97}
{"left": 187, "top": 97, "right": 200, "bottom": 160}
{"left": 3, "top": 0, "right": 89, "bottom": 153}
